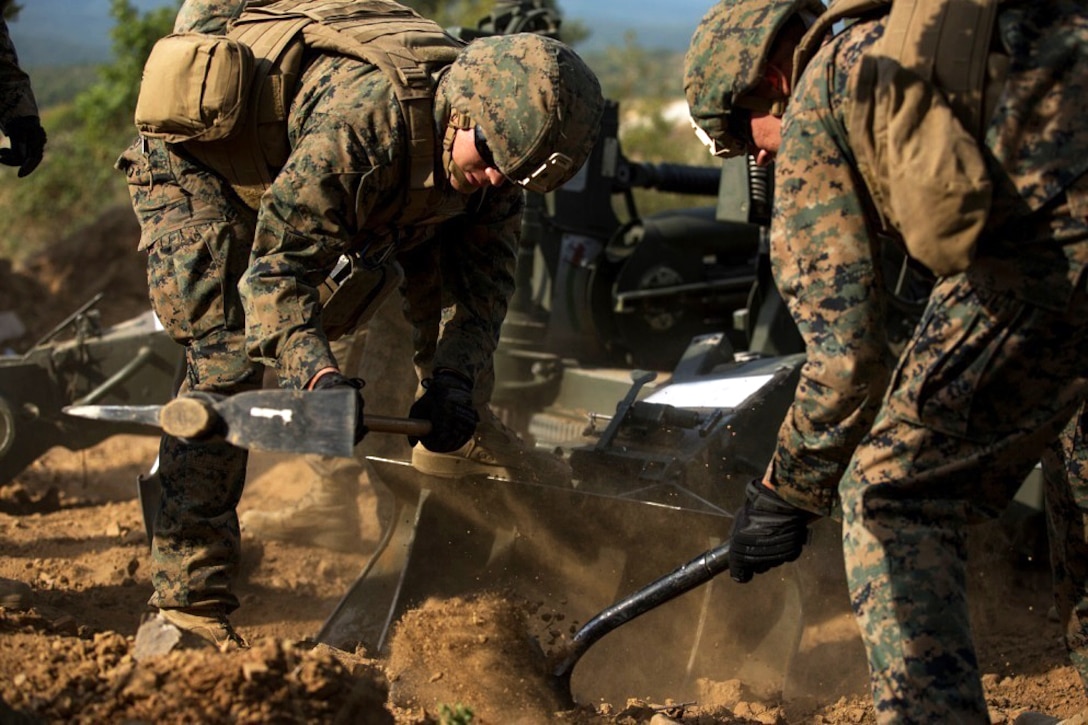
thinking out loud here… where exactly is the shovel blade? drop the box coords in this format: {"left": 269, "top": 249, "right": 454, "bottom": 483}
{"left": 317, "top": 457, "right": 815, "bottom": 705}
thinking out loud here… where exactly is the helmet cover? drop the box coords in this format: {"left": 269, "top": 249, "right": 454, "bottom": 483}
{"left": 684, "top": 0, "right": 824, "bottom": 157}
{"left": 445, "top": 33, "right": 604, "bottom": 192}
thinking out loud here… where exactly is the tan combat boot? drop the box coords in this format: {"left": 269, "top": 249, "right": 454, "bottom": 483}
{"left": 157, "top": 607, "right": 247, "bottom": 651}
{"left": 240, "top": 456, "right": 362, "bottom": 552}
{"left": 0, "top": 577, "right": 31, "bottom": 611}
{"left": 411, "top": 406, "right": 573, "bottom": 485}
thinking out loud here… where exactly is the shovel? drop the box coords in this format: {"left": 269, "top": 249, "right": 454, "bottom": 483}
{"left": 549, "top": 539, "right": 733, "bottom": 706}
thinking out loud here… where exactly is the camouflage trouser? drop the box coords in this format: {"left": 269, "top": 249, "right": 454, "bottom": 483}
{"left": 118, "top": 138, "right": 264, "bottom": 614}
{"left": 839, "top": 250, "right": 1088, "bottom": 722}
{"left": 1042, "top": 405, "right": 1088, "bottom": 689}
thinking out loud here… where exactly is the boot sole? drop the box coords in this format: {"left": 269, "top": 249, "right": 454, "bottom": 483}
{"left": 410, "top": 447, "right": 512, "bottom": 479}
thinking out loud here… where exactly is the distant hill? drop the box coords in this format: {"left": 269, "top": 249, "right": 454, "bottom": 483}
{"left": 9, "top": 0, "right": 709, "bottom": 69}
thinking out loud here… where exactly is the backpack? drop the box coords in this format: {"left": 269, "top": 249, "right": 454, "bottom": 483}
{"left": 791, "top": 0, "right": 1006, "bottom": 276}
{"left": 135, "top": 0, "right": 464, "bottom": 202}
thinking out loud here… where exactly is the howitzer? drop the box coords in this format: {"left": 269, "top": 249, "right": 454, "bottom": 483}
{"left": 0, "top": 295, "right": 182, "bottom": 485}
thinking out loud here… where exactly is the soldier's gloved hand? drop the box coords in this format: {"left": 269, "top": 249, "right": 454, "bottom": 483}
{"left": 728, "top": 479, "right": 818, "bottom": 583}
{"left": 313, "top": 371, "right": 367, "bottom": 445}
{"left": 408, "top": 370, "right": 478, "bottom": 453}
{"left": 0, "top": 116, "right": 46, "bottom": 177}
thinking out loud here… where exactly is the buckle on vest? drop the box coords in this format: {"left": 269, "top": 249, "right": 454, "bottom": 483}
{"left": 397, "top": 65, "right": 429, "bottom": 86}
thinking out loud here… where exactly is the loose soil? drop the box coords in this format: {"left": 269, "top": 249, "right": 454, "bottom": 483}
{"left": 0, "top": 206, "right": 1085, "bottom": 724}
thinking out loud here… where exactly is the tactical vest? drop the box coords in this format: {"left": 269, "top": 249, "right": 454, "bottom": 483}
{"left": 135, "top": 0, "right": 463, "bottom": 210}
{"left": 791, "top": 0, "right": 1006, "bottom": 276}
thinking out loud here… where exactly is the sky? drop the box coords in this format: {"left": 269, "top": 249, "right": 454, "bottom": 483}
{"left": 10, "top": 0, "right": 715, "bottom": 67}
{"left": 555, "top": 0, "right": 712, "bottom": 50}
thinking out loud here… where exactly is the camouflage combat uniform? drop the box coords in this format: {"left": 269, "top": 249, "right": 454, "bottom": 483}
{"left": 116, "top": 22, "right": 525, "bottom": 617}
{"left": 0, "top": 19, "right": 37, "bottom": 125}
{"left": 0, "top": 17, "right": 39, "bottom": 613}
{"left": 772, "top": 1, "right": 1088, "bottom": 719}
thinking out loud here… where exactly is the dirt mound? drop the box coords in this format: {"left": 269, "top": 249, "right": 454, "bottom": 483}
{"left": 387, "top": 593, "right": 563, "bottom": 723}
{"left": 0, "top": 618, "right": 388, "bottom": 724}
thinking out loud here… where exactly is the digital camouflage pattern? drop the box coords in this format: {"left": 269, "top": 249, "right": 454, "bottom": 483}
{"left": 769, "top": 1, "right": 1088, "bottom": 720}
{"left": 1042, "top": 405, "right": 1088, "bottom": 687}
{"left": 173, "top": 0, "right": 241, "bottom": 33}
{"left": 443, "top": 33, "right": 603, "bottom": 188}
{"left": 683, "top": 0, "right": 825, "bottom": 158}
{"left": 0, "top": 19, "right": 38, "bottom": 127}
{"left": 118, "top": 0, "right": 605, "bottom": 615}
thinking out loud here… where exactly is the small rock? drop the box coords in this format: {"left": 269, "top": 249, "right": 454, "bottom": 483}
{"left": 242, "top": 662, "right": 268, "bottom": 682}
{"left": 132, "top": 614, "right": 182, "bottom": 661}
{"left": 121, "top": 528, "right": 145, "bottom": 546}
{"left": 650, "top": 714, "right": 681, "bottom": 725}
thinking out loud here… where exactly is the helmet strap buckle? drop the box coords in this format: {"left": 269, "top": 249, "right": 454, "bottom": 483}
{"left": 517, "top": 152, "right": 574, "bottom": 194}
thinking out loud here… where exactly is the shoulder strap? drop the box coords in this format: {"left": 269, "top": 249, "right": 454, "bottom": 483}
{"left": 223, "top": 15, "right": 312, "bottom": 187}
{"left": 237, "top": 0, "right": 462, "bottom": 191}
{"left": 792, "top": 0, "right": 890, "bottom": 90}
{"left": 793, "top": 0, "right": 1001, "bottom": 136}
{"left": 879, "top": 0, "right": 999, "bottom": 136}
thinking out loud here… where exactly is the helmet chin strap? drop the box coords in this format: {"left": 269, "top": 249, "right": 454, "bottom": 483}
{"left": 442, "top": 109, "right": 474, "bottom": 188}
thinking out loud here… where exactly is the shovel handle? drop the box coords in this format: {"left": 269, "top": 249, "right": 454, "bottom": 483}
{"left": 160, "top": 395, "right": 221, "bottom": 439}
{"left": 551, "top": 539, "right": 732, "bottom": 705}
{"left": 362, "top": 414, "right": 431, "bottom": 438}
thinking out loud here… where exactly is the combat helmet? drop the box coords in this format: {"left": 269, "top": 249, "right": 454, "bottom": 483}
{"left": 684, "top": 0, "right": 824, "bottom": 158}
{"left": 443, "top": 33, "right": 604, "bottom": 193}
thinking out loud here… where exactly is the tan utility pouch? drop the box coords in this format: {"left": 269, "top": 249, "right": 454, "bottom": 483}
{"left": 841, "top": 0, "right": 1002, "bottom": 277}
{"left": 319, "top": 255, "right": 404, "bottom": 341}
{"left": 849, "top": 56, "right": 992, "bottom": 277}
{"left": 135, "top": 33, "right": 254, "bottom": 143}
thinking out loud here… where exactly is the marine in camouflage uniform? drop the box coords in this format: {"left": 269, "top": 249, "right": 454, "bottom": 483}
{"left": 689, "top": 0, "right": 1088, "bottom": 720}
{"left": 685, "top": 0, "right": 879, "bottom": 519}
{"left": 0, "top": 16, "right": 45, "bottom": 612}
{"left": 115, "top": 2, "right": 603, "bottom": 644}
{"left": 0, "top": 18, "right": 45, "bottom": 177}
{"left": 791, "top": 3, "right": 1088, "bottom": 719}
{"left": 169, "top": 0, "right": 419, "bottom": 554}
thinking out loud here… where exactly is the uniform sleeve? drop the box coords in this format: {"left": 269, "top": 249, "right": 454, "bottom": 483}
{"left": 431, "top": 186, "right": 522, "bottom": 386}
{"left": 0, "top": 19, "right": 39, "bottom": 127}
{"left": 238, "top": 113, "right": 400, "bottom": 389}
{"left": 766, "top": 32, "right": 894, "bottom": 516}
{"left": 173, "top": 0, "right": 239, "bottom": 34}
{"left": 401, "top": 186, "right": 522, "bottom": 393}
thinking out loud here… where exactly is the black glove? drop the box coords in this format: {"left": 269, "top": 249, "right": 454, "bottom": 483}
{"left": 408, "top": 370, "right": 478, "bottom": 453}
{"left": 728, "top": 479, "right": 818, "bottom": 583}
{"left": 0, "top": 116, "right": 46, "bottom": 177}
{"left": 313, "top": 371, "right": 367, "bottom": 445}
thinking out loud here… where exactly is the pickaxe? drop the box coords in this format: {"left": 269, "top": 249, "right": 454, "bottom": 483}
{"left": 64, "top": 389, "right": 430, "bottom": 457}
{"left": 63, "top": 390, "right": 430, "bottom": 542}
